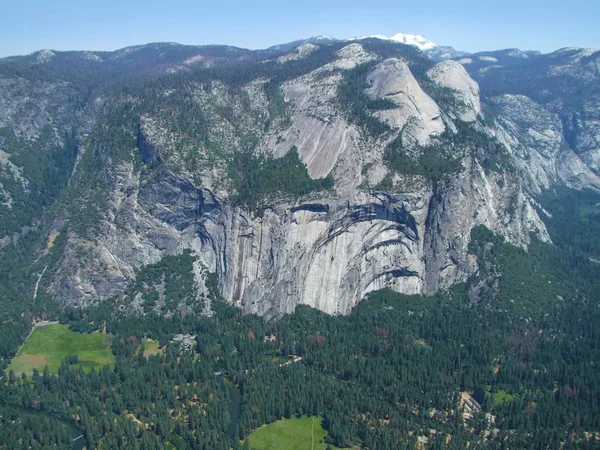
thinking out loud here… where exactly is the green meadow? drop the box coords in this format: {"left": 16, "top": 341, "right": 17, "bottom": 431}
{"left": 141, "top": 337, "right": 162, "bottom": 358}
{"left": 8, "top": 324, "right": 114, "bottom": 374}
{"left": 491, "top": 389, "right": 514, "bottom": 405}
{"left": 244, "top": 415, "right": 346, "bottom": 450}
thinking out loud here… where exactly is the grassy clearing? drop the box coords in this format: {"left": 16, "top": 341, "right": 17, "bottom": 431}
{"left": 491, "top": 389, "right": 514, "bottom": 405}
{"left": 141, "top": 337, "right": 162, "bottom": 358}
{"left": 265, "top": 355, "right": 288, "bottom": 365}
{"left": 8, "top": 324, "right": 114, "bottom": 374}
{"left": 244, "top": 415, "right": 345, "bottom": 450}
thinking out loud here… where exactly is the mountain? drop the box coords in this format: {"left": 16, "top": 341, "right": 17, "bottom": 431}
{"left": 267, "top": 35, "right": 338, "bottom": 52}
{"left": 349, "top": 32, "right": 470, "bottom": 60}
{"left": 455, "top": 46, "right": 600, "bottom": 173}
{"left": 0, "top": 38, "right": 598, "bottom": 321}
{"left": 349, "top": 32, "right": 438, "bottom": 51}
{"left": 425, "top": 44, "right": 470, "bottom": 61}
{"left": 1, "top": 37, "right": 600, "bottom": 449}
{"left": 272, "top": 32, "right": 468, "bottom": 60}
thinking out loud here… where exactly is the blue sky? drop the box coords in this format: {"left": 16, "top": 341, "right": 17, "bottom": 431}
{"left": 1, "top": 0, "right": 598, "bottom": 57}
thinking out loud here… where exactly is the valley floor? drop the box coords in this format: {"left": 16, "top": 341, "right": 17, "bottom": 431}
{"left": 8, "top": 323, "right": 114, "bottom": 375}
{"left": 244, "top": 415, "right": 347, "bottom": 450}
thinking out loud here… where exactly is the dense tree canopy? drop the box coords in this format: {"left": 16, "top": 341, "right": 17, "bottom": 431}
{"left": 2, "top": 196, "right": 600, "bottom": 448}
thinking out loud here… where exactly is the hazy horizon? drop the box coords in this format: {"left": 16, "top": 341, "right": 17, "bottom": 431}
{"left": 1, "top": 0, "right": 598, "bottom": 58}
{"left": 0, "top": 34, "right": 596, "bottom": 60}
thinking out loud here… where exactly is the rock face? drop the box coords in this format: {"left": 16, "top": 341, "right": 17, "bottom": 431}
{"left": 52, "top": 159, "right": 552, "bottom": 317}
{"left": 220, "top": 194, "right": 425, "bottom": 318}
{"left": 460, "top": 47, "right": 600, "bottom": 179}
{"left": 489, "top": 94, "right": 600, "bottom": 192}
{"left": 258, "top": 44, "right": 377, "bottom": 192}
{"left": 366, "top": 59, "right": 445, "bottom": 145}
{"left": 273, "top": 72, "right": 359, "bottom": 180}
{"left": 427, "top": 60, "right": 481, "bottom": 122}
{"left": 277, "top": 43, "right": 318, "bottom": 63}
{"left": 2, "top": 41, "right": 599, "bottom": 317}
{"left": 564, "top": 95, "right": 600, "bottom": 174}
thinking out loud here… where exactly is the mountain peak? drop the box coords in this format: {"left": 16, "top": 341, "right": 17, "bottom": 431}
{"left": 308, "top": 35, "right": 335, "bottom": 41}
{"left": 349, "top": 32, "right": 438, "bottom": 51}
{"left": 388, "top": 33, "right": 437, "bottom": 50}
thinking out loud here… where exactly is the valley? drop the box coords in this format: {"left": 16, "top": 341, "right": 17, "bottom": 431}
{"left": 0, "top": 28, "right": 599, "bottom": 449}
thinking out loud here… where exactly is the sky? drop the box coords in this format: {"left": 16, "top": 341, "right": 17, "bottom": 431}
{"left": 1, "top": 0, "right": 598, "bottom": 57}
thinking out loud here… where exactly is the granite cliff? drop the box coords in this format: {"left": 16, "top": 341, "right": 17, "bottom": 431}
{"left": 1, "top": 39, "right": 598, "bottom": 318}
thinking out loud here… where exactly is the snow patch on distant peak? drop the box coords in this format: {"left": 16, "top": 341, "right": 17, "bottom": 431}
{"left": 348, "top": 32, "right": 438, "bottom": 51}
{"left": 388, "top": 33, "right": 438, "bottom": 50}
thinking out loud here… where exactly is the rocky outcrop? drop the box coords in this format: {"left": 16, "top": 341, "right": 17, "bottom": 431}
{"left": 277, "top": 43, "right": 318, "bottom": 63}
{"left": 51, "top": 158, "right": 548, "bottom": 318}
{"left": 490, "top": 94, "right": 600, "bottom": 192}
{"left": 258, "top": 45, "right": 374, "bottom": 192}
{"left": 562, "top": 97, "right": 600, "bottom": 174}
{"left": 221, "top": 194, "right": 425, "bottom": 318}
{"left": 327, "top": 43, "right": 376, "bottom": 70}
{"left": 0, "top": 77, "right": 75, "bottom": 141}
{"left": 461, "top": 46, "right": 600, "bottom": 179}
{"left": 365, "top": 59, "right": 445, "bottom": 145}
{"left": 422, "top": 159, "right": 549, "bottom": 294}
{"left": 427, "top": 60, "right": 481, "bottom": 122}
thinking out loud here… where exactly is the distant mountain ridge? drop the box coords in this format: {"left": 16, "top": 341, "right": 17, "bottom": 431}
{"left": 267, "top": 32, "right": 468, "bottom": 61}
{"left": 266, "top": 35, "right": 338, "bottom": 52}
{"left": 1, "top": 32, "right": 549, "bottom": 64}
{"left": 348, "top": 32, "right": 438, "bottom": 50}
